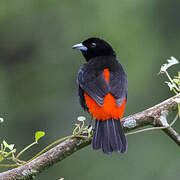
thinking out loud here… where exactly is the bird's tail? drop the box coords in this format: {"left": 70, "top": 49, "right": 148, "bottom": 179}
{"left": 92, "top": 118, "right": 127, "bottom": 154}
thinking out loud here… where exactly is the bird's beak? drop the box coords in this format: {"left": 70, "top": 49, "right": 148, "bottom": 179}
{"left": 72, "top": 43, "right": 88, "bottom": 51}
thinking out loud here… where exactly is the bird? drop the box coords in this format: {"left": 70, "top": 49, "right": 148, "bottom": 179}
{"left": 72, "top": 37, "right": 128, "bottom": 154}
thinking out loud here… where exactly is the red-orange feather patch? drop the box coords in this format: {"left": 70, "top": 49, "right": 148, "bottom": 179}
{"left": 84, "top": 68, "right": 126, "bottom": 120}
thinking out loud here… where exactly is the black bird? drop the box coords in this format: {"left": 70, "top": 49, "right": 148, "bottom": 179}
{"left": 72, "top": 37, "right": 128, "bottom": 154}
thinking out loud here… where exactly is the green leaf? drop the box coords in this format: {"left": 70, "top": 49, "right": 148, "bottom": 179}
{"left": 8, "top": 144, "right": 15, "bottom": 151}
{"left": 2, "top": 141, "right": 15, "bottom": 151}
{"left": 0, "top": 152, "right": 4, "bottom": 162}
{"left": 3, "top": 140, "right": 9, "bottom": 149}
{"left": 173, "top": 79, "right": 179, "bottom": 84}
{"left": 35, "top": 131, "right": 45, "bottom": 143}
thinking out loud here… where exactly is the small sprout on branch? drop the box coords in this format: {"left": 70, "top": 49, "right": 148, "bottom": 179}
{"left": 16, "top": 131, "right": 46, "bottom": 159}
{"left": 0, "top": 117, "right": 4, "bottom": 123}
{"left": 160, "top": 56, "right": 179, "bottom": 73}
{"left": 0, "top": 140, "right": 16, "bottom": 163}
{"left": 2, "top": 140, "right": 15, "bottom": 152}
{"left": 160, "top": 57, "right": 180, "bottom": 117}
{"left": 77, "top": 116, "right": 86, "bottom": 122}
{"left": 159, "top": 57, "right": 180, "bottom": 94}
{"left": 0, "top": 130, "right": 46, "bottom": 167}
{"left": 73, "top": 116, "right": 93, "bottom": 138}
{"left": 35, "top": 131, "right": 46, "bottom": 143}
{"left": 19, "top": 116, "right": 93, "bottom": 166}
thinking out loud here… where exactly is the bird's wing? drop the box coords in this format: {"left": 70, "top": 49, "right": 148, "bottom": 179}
{"left": 109, "top": 65, "right": 127, "bottom": 107}
{"left": 78, "top": 85, "right": 88, "bottom": 111}
{"left": 77, "top": 67, "right": 109, "bottom": 106}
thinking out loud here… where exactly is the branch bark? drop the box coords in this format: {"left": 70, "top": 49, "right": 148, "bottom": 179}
{"left": 0, "top": 93, "right": 180, "bottom": 180}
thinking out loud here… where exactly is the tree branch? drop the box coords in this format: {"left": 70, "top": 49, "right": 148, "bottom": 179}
{"left": 156, "top": 113, "right": 180, "bottom": 146}
{"left": 0, "top": 93, "right": 179, "bottom": 180}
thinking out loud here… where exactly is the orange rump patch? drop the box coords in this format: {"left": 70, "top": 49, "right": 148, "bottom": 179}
{"left": 84, "top": 68, "right": 126, "bottom": 120}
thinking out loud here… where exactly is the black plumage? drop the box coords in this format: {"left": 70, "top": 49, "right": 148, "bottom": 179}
{"left": 72, "top": 37, "right": 128, "bottom": 154}
{"left": 92, "top": 119, "right": 127, "bottom": 154}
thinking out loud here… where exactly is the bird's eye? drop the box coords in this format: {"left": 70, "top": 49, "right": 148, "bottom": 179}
{"left": 90, "top": 42, "right": 96, "bottom": 48}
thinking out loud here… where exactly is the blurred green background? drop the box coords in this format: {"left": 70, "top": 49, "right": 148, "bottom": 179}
{"left": 0, "top": 0, "right": 180, "bottom": 179}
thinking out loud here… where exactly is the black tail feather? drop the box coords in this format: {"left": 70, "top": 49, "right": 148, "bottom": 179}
{"left": 108, "top": 119, "right": 123, "bottom": 152}
{"left": 116, "top": 119, "right": 128, "bottom": 153}
{"left": 92, "top": 120, "right": 102, "bottom": 150}
{"left": 102, "top": 120, "right": 113, "bottom": 154}
{"left": 92, "top": 118, "right": 127, "bottom": 154}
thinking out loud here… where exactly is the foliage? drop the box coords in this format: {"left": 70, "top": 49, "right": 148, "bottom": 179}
{"left": 0, "top": 116, "right": 92, "bottom": 168}
{"left": 159, "top": 57, "right": 180, "bottom": 117}
{"left": 0, "top": 131, "right": 45, "bottom": 167}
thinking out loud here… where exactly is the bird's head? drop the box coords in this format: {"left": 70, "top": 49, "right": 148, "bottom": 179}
{"left": 72, "top": 37, "right": 116, "bottom": 61}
